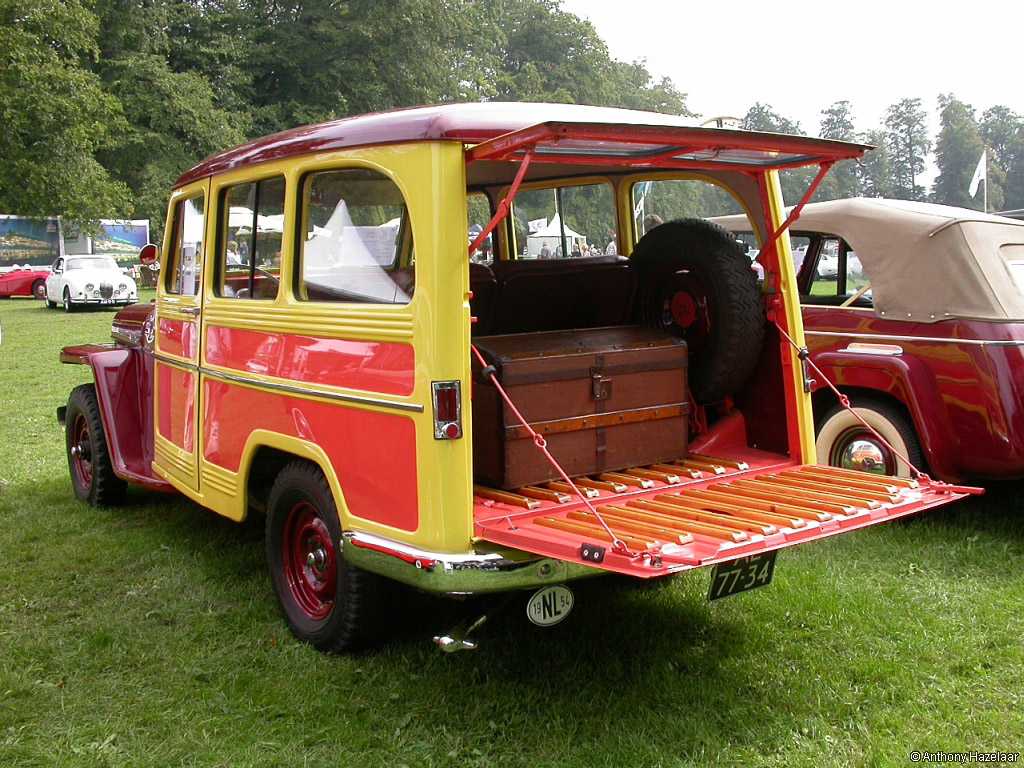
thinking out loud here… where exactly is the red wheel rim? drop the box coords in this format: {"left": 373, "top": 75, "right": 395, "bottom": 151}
{"left": 662, "top": 274, "right": 712, "bottom": 353}
{"left": 70, "top": 414, "right": 93, "bottom": 488}
{"left": 281, "top": 501, "right": 337, "bottom": 621}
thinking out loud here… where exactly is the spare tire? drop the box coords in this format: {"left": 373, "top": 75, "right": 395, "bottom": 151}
{"left": 631, "top": 218, "right": 764, "bottom": 403}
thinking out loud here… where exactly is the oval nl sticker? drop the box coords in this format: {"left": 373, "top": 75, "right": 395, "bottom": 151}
{"left": 526, "top": 585, "right": 574, "bottom": 627}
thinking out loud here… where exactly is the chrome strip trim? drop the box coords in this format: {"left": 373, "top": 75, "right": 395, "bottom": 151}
{"left": 152, "top": 352, "right": 423, "bottom": 412}
{"left": 806, "top": 330, "right": 1024, "bottom": 347}
{"left": 838, "top": 343, "right": 904, "bottom": 356}
{"left": 153, "top": 351, "right": 197, "bottom": 370}
{"left": 200, "top": 364, "right": 424, "bottom": 413}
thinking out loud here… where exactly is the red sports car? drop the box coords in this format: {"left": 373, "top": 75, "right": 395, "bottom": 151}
{"left": 0, "top": 267, "right": 50, "bottom": 299}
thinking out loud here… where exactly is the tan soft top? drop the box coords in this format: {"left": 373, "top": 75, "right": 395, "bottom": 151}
{"left": 713, "top": 198, "right": 1024, "bottom": 322}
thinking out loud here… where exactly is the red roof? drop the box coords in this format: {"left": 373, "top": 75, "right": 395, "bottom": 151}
{"left": 176, "top": 102, "right": 869, "bottom": 187}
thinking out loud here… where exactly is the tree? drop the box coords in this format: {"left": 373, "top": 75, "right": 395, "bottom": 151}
{"left": 817, "top": 100, "right": 861, "bottom": 200}
{"left": 741, "top": 103, "right": 802, "bottom": 135}
{"left": 884, "top": 98, "right": 931, "bottom": 200}
{"left": 856, "top": 129, "right": 894, "bottom": 198}
{"left": 932, "top": 94, "right": 994, "bottom": 210}
{"left": 980, "top": 106, "right": 1024, "bottom": 211}
{"left": 0, "top": 0, "right": 131, "bottom": 223}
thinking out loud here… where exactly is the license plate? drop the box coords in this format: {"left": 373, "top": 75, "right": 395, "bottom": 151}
{"left": 708, "top": 551, "right": 777, "bottom": 601}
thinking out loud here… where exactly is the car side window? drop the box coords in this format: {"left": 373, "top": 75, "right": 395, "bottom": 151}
{"left": 53, "top": 258, "right": 63, "bottom": 273}
{"left": 842, "top": 243, "right": 870, "bottom": 302}
{"left": 216, "top": 176, "right": 285, "bottom": 300}
{"left": 512, "top": 182, "right": 615, "bottom": 259}
{"left": 165, "top": 194, "right": 205, "bottom": 297}
{"left": 809, "top": 237, "right": 841, "bottom": 297}
{"left": 295, "top": 168, "right": 414, "bottom": 304}
{"left": 468, "top": 192, "right": 493, "bottom": 264}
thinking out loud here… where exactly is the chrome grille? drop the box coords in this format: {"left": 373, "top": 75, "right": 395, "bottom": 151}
{"left": 99, "top": 282, "right": 113, "bottom": 299}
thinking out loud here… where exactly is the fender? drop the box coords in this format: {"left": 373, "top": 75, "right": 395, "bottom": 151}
{"left": 59, "top": 344, "right": 173, "bottom": 492}
{"left": 811, "top": 350, "right": 961, "bottom": 481}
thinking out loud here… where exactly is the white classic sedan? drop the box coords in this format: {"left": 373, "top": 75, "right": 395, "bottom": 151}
{"left": 45, "top": 255, "right": 138, "bottom": 312}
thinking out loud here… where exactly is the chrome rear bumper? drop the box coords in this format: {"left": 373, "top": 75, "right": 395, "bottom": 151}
{"left": 341, "top": 531, "right": 602, "bottom": 595}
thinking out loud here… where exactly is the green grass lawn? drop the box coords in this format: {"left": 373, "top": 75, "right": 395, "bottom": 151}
{"left": 1, "top": 295, "right": 1023, "bottom": 767}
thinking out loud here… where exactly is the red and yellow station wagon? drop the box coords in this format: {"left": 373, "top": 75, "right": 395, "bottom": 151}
{"left": 57, "top": 103, "right": 977, "bottom": 651}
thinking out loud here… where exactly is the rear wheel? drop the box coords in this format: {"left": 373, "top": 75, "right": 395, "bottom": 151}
{"left": 265, "top": 461, "right": 389, "bottom": 652}
{"left": 65, "top": 384, "right": 126, "bottom": 505}
{"left": 631, "top": 218, "right": 765, "bottom": 403}
{"left": 816, "top": 397, "right": 924, "bottom": 479}
{"left": 32, "top": 279, "right": 46, "bottom": 300}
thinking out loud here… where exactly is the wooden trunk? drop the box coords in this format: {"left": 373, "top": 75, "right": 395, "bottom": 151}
{"left": 472, "top": 326, "right": 689, "bottom": 490}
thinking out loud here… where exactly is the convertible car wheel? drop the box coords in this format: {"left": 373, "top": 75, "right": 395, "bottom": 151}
{"left": 32, "top": 280, "right": 46, "bottom": 300}
{"left": 65, "top": 384, "right": 126, "bottom": 505}
{"left": 816, "top": 397, "right": 924, "bottom": 479}
{"left": 265, "top": 461, "right": 389, "bottom": 652}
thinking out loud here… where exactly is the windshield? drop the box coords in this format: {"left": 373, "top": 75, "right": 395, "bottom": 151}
{"left": 67, "top": 257, "right": 119, "bottom": 271}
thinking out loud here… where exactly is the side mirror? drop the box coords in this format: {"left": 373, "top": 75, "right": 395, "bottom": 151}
{"left": 139, "top": 243, "right": 159, "bottom": 265}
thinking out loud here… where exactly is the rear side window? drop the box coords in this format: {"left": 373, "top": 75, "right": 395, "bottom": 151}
{"left": 295, "top": 168, "right": 413, "bottom": 304}
{"left": 216, "top": 176, "right": 285, "bottom": 300}
{"left": 165, "top": 194, "right": 205, "bottom": 297}
{"left": 511, "top": 182, "right": 615, "bottom": 259}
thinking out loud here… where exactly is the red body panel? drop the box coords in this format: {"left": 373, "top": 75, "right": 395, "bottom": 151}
{"left": 157, "top": 317, "right": 199, "bottom": 359}
{"left": 0, "top": 268, "right": 49, "bottom": 297}
{"left": 156, "top": 362, "right": 196, "bottom": 452}
{"left": 202, "top": 380, "right": 420, "bottom": 531}
{"left": 59, "top": 344, "right": 171, "bottom": 492}
{"left": 205, "top": 326, "right": 415, "bottom": 396}
{"left": 804, "top": 306, "right": 1024, "bottom": 481}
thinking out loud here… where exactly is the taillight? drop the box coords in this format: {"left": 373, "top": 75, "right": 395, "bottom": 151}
{"left": 432, "top": 380, "right": 462, "bottom": 439}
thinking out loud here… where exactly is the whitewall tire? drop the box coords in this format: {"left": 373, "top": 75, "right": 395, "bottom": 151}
{"left": 815, "top": 398, "right": 924, "bottom": 479}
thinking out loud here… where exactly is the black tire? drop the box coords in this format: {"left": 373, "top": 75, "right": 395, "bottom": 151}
{"left": 815, "top": 396, "right": 925, "bottom": 479}
{"left": 265, "top": 461, "right": 389, "bottom": 652}
{"left": 631, "top": 218, "right": 764, "bottom": 403}
{"left": 63, "top": 287, "right": 76, "bottom": 313}
{"left": 46, "top": 297, "right": 57, "bottom": 309}
{"left": 65, "top": 384, "right": 126, "bottom": 505}
{"left": 31, "top": 279, "right": 46, "bottom": 300}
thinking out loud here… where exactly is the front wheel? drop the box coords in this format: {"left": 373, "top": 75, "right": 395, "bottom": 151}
{"left": 816, "top": 397, "right": 924, "bottom": 479}
{"left": 265, "top": 461, "right": 389, "bottom": 652}
{"left": 63, "top": 288, "right": 76, "bottom": 313}
{"left": 65, "top": 384, "right": 126, "bottom": 505}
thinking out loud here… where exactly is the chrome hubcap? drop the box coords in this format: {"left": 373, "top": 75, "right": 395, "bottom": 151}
{"left": 306, "top": 547, "right": 328, "bottom": 572}
{"left": 838, "top": 438, "right": 887, "bottom": 475}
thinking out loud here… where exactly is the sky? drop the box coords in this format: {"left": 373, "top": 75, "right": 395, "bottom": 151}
{"left": 561, "top": 0, "right": 1022, "bottom": 183}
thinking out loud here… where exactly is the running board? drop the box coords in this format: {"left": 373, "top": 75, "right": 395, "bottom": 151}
{"left": 474, "top": 464, "right": 977, "bottom": 578}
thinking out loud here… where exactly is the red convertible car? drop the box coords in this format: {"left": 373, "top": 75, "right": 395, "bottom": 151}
{"left": 0, "top": 267, "right": 49, "bottom": 299}
{"left": 715, "top": 199, "right": 1024, "bottom": 483}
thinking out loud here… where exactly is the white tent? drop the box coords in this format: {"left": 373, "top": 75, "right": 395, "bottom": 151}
{"left": 526, "top": 214, "right": 587, "bottom": 257}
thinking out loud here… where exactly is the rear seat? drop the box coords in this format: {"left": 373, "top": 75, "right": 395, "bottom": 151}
{"left": 471, "top": 255, "right": 636, "bottom": 336}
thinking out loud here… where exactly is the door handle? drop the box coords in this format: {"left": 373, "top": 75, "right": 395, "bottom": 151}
{"left": 179, "top": 306, "right": 200, "bottom": 316}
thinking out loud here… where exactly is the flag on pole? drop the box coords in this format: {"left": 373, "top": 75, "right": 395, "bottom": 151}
{"left": 969, "top": 150, "right": 987, "bottom": 198}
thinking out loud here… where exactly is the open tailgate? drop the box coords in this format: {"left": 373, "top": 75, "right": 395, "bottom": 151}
{"left": 474, "top": 461, "right": 974, "bottom": 578}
